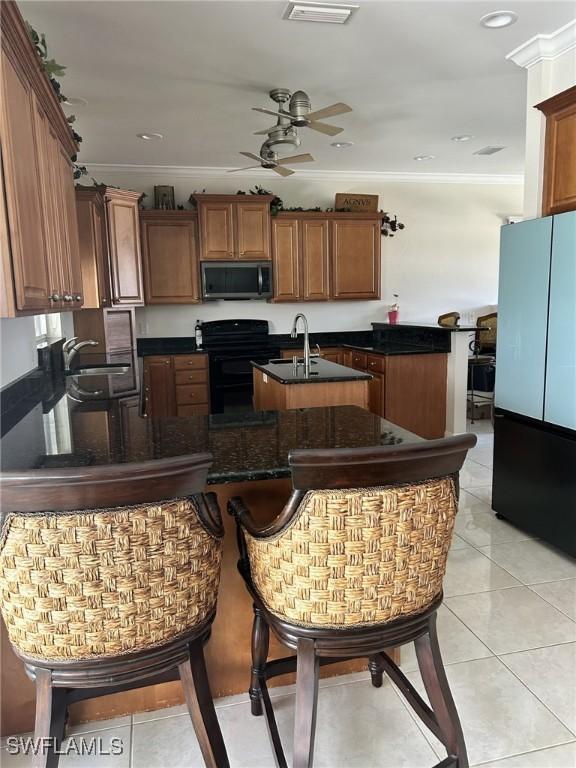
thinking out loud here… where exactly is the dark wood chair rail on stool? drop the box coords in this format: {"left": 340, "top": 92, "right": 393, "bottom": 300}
{"left": 229, "top": 434, "right": 477, "bottom": 768}
{"left": 0, "top": 454, "right": 230, "bottom": 768}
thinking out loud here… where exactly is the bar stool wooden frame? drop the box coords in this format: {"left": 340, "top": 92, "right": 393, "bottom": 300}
{"left": 229, "top": 435, "right": 476, "bottom": 768}
{"left": 1, "top": 454, "right": 230, "bottom": 768}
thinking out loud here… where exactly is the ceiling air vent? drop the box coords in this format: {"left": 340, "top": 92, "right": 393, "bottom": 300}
{"left": 474, "top": 145, "right": 506, "bottom": 155}
{"left": 283, "top": 1, "right": 359, "bottom": 24}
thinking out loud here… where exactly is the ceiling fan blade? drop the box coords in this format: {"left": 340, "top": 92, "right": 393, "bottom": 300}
{"left": 240, "top": 151, "right": 264, "bottom": 163}
{"left": 253, "top": 127, "right": 277, "bottom": 135}
{"left": 252, "top": 107, "right": 287, "bottom": 119}
{"left": 306, "top": 121, "right": 343, "bottom": 136}
{"left": 227, "top": 165, "right": 262, "bottom": 173}
{"left": 272, "top": 165, "right": 295, "bottom": 177}
{"left": 306, "top": 102, "right": 352, "bottom": 121}
{"left": 277, "top": 153, "right": 314, "bottom": 165}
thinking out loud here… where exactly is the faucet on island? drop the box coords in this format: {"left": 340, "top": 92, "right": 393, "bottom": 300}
{"left": 290, "top": 313, "right": 311, "bottom": 376}
{"left": 63, "top": 336, "right": 99, "bottom": 369}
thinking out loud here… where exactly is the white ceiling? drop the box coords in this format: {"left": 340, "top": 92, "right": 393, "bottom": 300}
{"left": 21, "top": 0, "right": 575, "bottom": 174}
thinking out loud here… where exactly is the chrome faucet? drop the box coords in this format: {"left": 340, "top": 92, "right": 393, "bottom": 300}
{"left": 291, "top": 313, "right": 311, "bottom": 376}
{"left": 63, "top": 337, "right": 99, "bottom": 369}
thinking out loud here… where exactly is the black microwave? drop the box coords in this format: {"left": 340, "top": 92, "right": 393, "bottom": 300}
{"left": 201, "top": 262, "right": 273, "bottom": 300}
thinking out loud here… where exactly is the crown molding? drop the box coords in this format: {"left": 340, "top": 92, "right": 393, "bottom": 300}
{"left": 85, "top": 163, "right": 523, "bottom": 186}
{"left": 506, "top": 19, "right": 576, "bottom": 69}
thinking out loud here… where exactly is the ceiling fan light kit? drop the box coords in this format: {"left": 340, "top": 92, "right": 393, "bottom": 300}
{"left": 232, "top": 88, "right": 353, "bottom": 176}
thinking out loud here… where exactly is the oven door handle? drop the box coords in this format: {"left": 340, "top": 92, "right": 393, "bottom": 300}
{"left": 257, "top": 265, "right": 263, "bottom": 296}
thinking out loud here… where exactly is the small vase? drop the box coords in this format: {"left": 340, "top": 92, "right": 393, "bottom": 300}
{"left": 388, "top": 309, "right": 399, "bottom": 324}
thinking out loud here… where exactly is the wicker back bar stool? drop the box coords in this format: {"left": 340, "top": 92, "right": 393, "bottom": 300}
{"left": 0, "top": 454, "right": 229, "bottom": 768}
{"left": 229, "top": 434, "right": 476, "bottom": 768}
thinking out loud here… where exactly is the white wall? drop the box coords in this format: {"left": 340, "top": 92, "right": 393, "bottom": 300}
{"left": 0, "top": 317, "right": 38, "bottom": 388}
{"left": 87, "top": 167, "right": 523, "bottom": 336}
{"left": 512, "top": 35, "right": 576, "bottom": 218}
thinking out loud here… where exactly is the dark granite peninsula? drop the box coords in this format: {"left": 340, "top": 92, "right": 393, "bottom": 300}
{"left": 1, "top": 393, "right": 419, "bottom": 729}
{"left": 252, "top": 358, "right": 372, "bottom": 384}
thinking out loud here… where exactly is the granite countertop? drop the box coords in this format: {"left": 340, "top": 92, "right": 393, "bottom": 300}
{"left": 252, "top": 358, "right": 373, "bottom": 384}
{"left": 372, "top": 322, "right": 482, "bottom": 332}
{"left": 340, "top": 343, "right": 444, "bottom": 356}
{"left": 0, "top": 399, "right": 422, "bottom": 484}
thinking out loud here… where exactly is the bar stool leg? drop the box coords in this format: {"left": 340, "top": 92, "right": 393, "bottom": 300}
{"left": 249, "top": 604, "right": 269, "bottom": 716}
{"left": 178, "top": 639, "right": 230, "bottom": 768}
{"left": 415, "top": 615, "right": 468, "bottom": 768}
{"left": 32, "top": 668, "right": 67, "bottom": 768}
{"left": 368, "top": 654, "right": 384, "bottom": 688}
{"left": 293, "top": 638, "right": 320, "bottom": 768}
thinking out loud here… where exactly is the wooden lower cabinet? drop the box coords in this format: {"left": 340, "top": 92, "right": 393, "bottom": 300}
{"left": 253, "top": 367, "right": 368, "bottom": 411}
{"left": 280, "top": 346, "right": 341, "bottom": 363}
{"left": 143, "top": 354, "right": 209, "bottom": 418}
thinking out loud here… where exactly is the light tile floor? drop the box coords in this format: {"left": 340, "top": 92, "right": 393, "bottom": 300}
{"left": 3, "top": 421, "right": 576, "bottom": 767}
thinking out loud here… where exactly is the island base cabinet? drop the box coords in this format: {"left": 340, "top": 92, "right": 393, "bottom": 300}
{"left": 253, "top": 368, "right": 368, "bottom": 411}
{"left": 385, "top": 355, "right": 447, "bottom": 439}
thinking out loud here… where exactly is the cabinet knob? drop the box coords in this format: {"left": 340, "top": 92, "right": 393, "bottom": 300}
{"left": 49, "top": 292, "right": 62, "bottom": 302}
{"left": 74, "top": 294, "right": 82, "bottom": 302}
{"left": 63, "top": 294, "right": 73, "bottom": 302}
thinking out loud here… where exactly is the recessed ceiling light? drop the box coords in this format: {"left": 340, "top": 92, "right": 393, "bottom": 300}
{"left": 480, "top": 10, "right": 518, "bottom": 28}
{"left": 452, "top": 134, "right": 474, "bottom": 142}
{"left": 414, "top": 154, "right": 435, "bottom": 161}
{"left": 331, "top": 141, "right": 354, "bottom": 148}
{"left": 283, "top": 1, "right": 359, "bottom": 24}
{"left": 137, "top": 133, "right": 163, "bottom": 141}
{"left": 63, "top": 97, "right": 87, "bottom": 107}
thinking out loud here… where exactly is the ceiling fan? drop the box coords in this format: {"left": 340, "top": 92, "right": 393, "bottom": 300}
{"left": 253, "top": 88, "right": 352, "bottom": 137}
{"left": 228, "top": 149, "right": 314, "bottom": 177}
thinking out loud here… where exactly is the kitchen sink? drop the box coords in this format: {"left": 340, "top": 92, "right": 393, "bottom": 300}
{"left": 66, "top": 365, "right": 130, "bottom": 377}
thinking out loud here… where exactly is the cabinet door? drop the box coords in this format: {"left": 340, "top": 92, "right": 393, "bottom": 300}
{"left": 495, "top": 218, "right": 553, "bottom": 420}
{"left": 368, "top": 371, "right": 385, "bottom": 417}
{"left": 106, "top": 196, "right": 144, "bottom": 305}
{"left": 0, "top": 49, "right": 51, "bottom": 311}
{"left": 142, "top": 217, "right": 199, "bottom": 304}
{"left": 76, "top": 194, "right": 110, "bottom": 309}
{"left": 545, "top": 211, "right": 576, "bottom": 429}
{"left": 331, "top": 220, "right": 380, "bottom": 300}
{"left": 198, "top": 202, "right": 234, "bottom": 260}
{"left": 301, "top": 219, "right": 330, "bottom": 301}
{"left": 235, "top": 201, "right": 271, "bottom": 260}
{"left": 143, "top": 356, "right": 175, "bottom": 418}
{"left": 272, "top": 218, "right": 300, "bottom": 301}
{"left": 541, "top": 95, "right": 576, "bottom": 216}
{"left": 56, "top": 143, "right": 83, "bottom": 307}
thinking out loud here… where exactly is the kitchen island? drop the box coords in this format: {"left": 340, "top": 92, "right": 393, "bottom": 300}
{"left": 0, "top": 391, "right": 423, "bottom": 734}
{"left": 252, "top": 357, "right": 371, "bottom": 411}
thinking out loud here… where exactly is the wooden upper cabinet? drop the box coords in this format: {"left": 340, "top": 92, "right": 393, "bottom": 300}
{"left": 75, "top": 187, "right": 111, "bottom": 309}
{"left": 1, "top": 48, "right": 51, "bottom": 312}
{"left": 331, "top": 219, "right": 381, "bottom": 300}
{"left": 301, "top": 219, "right": 330, "bottom": 301}
{"left": 198, "top": 200, "right": 234, "bottom": 260}
{"left": 235, "top": 201, "right": 271, "bottom": 260}
{"left": 140, "top": 211, "right": 200, "bottom": 304}
{"left": 194, "top": 194, "right": 273, "bottom": 261}
{"left": 0, "top": 1, "right": 80, "bottom": 316}
{"left": 536, "top": 86, "right": 576, "bottom": 217}
{"left": 104, "top": 189, "right": 144, "bottom": 305}
{"left": 272, "top": 218, "right": 300, "bottom": 301}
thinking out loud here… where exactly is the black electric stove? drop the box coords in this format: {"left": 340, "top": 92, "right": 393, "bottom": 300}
{"left": 201, "top": 319, "right": 280, "bottom": 413}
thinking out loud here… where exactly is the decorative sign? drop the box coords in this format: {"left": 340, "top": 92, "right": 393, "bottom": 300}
{"left": 335, "top": 193, "right": 379, "bottom": 212}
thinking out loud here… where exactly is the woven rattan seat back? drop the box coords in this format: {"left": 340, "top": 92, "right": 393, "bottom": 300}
{"left": 0, "top": 496, "right": 223, "bottom": 660}
{"left": 245, "top": 476, "right": 456, "bottom": 627}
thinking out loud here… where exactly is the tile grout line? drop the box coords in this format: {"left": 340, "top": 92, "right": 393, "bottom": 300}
{"left": 471, "top": 740, "right": 576, "bottom": 767}
{"left": 526, "top": 582, "right": 576, "bottom": 623}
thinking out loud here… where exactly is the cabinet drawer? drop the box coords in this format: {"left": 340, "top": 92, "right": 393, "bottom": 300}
{"left": 176, "top": 383, "right": 209, "bottom": 405}
{"left": 366, "top": 354, "right": 386, "bottom": 373}
{"left": 175, "top": 369, "right": 207, "bottom": 385}
{"left": 351, "top": 352, "right": 367, "bottom": 371}
{"left": 177, "top": 404, "right": 209, "bottom": 417}
{"left": 173, "top": 354, "right": 207, "bottom": 370}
